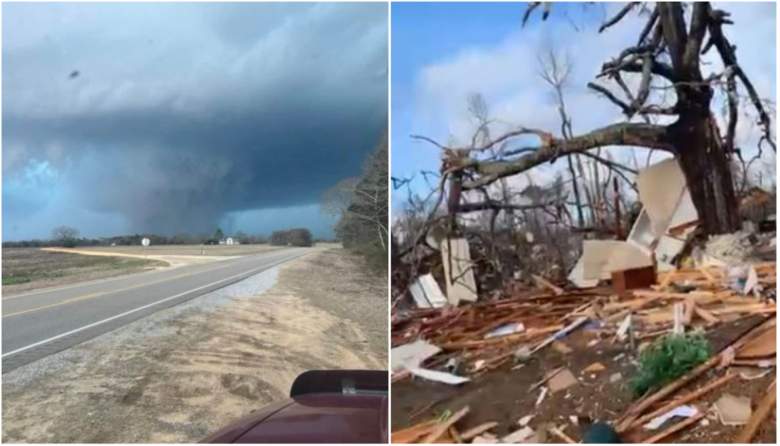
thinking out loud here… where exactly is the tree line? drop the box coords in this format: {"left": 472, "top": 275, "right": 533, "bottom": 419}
{"left": 3, "top": 225, "right": 326, "bottom": 248}
{"left": 323, "top": 132, "right": 388, "bottom": 271}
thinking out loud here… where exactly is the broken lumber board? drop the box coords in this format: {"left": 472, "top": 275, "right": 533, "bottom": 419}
{"left": 625, "top": 372, "right": 737, "bottom": 431}
{"left": 547, "top": 426, "right": 577, "bottom": 444}
{"left": 640, "top": 411, "right": 705, "bottom": 443}
{"left": 734, "top": 380, "right": 776, "bottom": 443}
{"left": 693, "top": 306, "right": 720, "bottom": 324}
{"left": 736, "top": 324, "right": 776, "bottom": 358}
{"left": 459, "top": 422, "right": 498, "bottom": 441}
{"left": 616, "top": 317, "right": 775, "bottom": 431}
{"left": 392, "top": 420, "right": 437, "bottom": 443}
{"left": 532, "top": 274, "right": 564, "bottom": 295}
{"left": 421, "top": 406, "right": 470, "bottom": 443}
{"left": 632, "top": 290, "right": 715, "bottom": 300}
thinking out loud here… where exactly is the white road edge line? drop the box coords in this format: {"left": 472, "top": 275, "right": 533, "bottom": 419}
{"left": 2, "top": 249, "right": 287, "bottom": 300}
{"left": 2, "top": 253, "right": 302, "bottom": 358}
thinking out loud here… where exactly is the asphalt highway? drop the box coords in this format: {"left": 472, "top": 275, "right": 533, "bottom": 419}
{"left": 2, "top": 247, "right": 308, "bottom": 372}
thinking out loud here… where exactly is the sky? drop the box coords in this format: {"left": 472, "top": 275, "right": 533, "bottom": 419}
{"left": 3, "top": 2, "right": 388, "bottom": 241}
{"left": 391, "top": 2, "right": 777, "bottom": 211}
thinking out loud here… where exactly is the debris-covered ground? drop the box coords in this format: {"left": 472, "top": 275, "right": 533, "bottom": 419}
{"left": 391, "top": 156, "right": 776, "bottom": 444}
{"left": 392, "top": 261, "right": 776, "bottom": 443}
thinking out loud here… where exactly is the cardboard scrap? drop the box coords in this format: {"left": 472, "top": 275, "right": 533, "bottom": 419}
{"left": 551, "top": 341, "right": 573, "bottom": 354}
{"left": 548, "top": 368, "right": 578, "bottom": 393}
{"left": 714, "top": 393, "right": 752, "bottom": 426}
{"left": 582, "top": 362, "right": 606, "bottom": 373}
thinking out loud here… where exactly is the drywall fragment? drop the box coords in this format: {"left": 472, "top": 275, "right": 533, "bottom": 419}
{"left": 636, "top": 158, "right": 690, "bottom": 235}
{"left": 391, "top": 340, "right": 441, "bottom": 373}
{"left": 408, "top": 274, "right": 448, "bottom": 308}
{"left": 409, "top": 367, "right": 470, "bottom": 385}
{"left": 440, "top": 238, "right": 478, "bottom": 305}
{"left": 581, "top": 240, "right": 653, "bottom": 281}
{"left": 567, "top": 256, "right": 599, "bottom": 288}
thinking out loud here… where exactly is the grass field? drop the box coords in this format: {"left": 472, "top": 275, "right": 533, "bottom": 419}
{"left": 77, "top": 244, "right": 282, "bottom": 257}
{"left": 2, "top": 248, "right": 167, "bottom": 295}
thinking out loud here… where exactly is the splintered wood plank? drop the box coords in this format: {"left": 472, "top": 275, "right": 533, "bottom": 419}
{"left": 421, "top": 406, "right": 470, "bottom": 443}
{"left": 737, "top": 325, "right": 776, "bottom": 358}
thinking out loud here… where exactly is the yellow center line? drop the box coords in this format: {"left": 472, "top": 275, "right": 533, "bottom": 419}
{"left": 2, "top": 260, "right": 246, "bottom": 318}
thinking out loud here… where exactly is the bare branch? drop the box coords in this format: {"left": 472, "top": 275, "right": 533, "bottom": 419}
{"left": 599, "top": 2, "right": 639, "bottom": 33}
{"left": 462, "top": 122, "right": 673, "bottom": 189}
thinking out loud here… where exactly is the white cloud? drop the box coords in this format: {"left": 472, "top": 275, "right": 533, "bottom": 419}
{"left": 406, "top": 2, "right": 776, "bottom": 197}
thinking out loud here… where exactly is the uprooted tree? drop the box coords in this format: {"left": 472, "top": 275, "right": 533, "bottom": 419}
{"left": 419, "top": 2, "right": 774, "bottom": 236}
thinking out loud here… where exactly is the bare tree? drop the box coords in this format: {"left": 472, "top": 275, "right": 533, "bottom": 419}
{"left": 420, "top": 3, "right": 773, "bottom": 235}
{"left": 51, "top": 225, "right": 79, "bottom": 247}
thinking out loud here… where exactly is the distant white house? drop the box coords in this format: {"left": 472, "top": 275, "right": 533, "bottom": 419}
{"left": 141, "top": 237, "right": 151, "bottom": 247}
{"left": 219, "top": 237, "right": 238, "bottom": 246}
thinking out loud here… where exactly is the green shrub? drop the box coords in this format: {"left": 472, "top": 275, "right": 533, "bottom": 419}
{"left": 630, "top": 333, "right": 711, "bottom": 398}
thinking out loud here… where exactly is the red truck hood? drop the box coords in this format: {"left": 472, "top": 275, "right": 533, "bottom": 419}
{"left": 202, "top": 393, "right": 388, "bottom": 443}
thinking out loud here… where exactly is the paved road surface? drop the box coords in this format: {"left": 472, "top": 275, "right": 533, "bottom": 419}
{"left": 2, "top": 247, "right": 308, "bottom": 372}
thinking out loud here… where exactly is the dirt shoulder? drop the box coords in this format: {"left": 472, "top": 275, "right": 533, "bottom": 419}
{"left": 2, "top": 248, "right": 167, "bottom": 295}
{"left": 2, "top": 247, "right": 387, "bottom": 443}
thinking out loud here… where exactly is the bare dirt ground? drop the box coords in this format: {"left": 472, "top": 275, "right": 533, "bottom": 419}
{"left": 2, "top": 248, "right": 166, "bottom": 295}
{"left": 392, "top": 316, "right": 775, "bottom": 444}
{"left": 2, "top": 247, "right": 386, "bottom": 443}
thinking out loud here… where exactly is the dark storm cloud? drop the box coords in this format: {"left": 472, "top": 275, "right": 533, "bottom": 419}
{"left": 3, "top": 2, "right": 387, "bottom": 236}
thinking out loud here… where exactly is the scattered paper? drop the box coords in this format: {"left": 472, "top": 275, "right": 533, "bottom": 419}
{"left": 408, "top": 367, "right": 470, "bottom": 385}
{"left": 485, "top": 322, "right": 525, "bottom": 339}
{"left": 643, "top": 405, "right": 699, "bottom": 430}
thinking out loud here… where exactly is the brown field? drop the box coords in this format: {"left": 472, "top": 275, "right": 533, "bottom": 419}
{"left": 76, "top": 244, "right": 282, "bottom": 257}
{"left": 2, "top": 248, "right": 166, "bottom": 295}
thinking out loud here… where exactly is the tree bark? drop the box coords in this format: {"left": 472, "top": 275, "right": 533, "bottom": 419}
{"left": 670, "top": 114, "right": 740, "bottom": 234}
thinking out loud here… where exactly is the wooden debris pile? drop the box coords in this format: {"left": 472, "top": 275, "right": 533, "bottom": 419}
{"left": 392, "top": 260, "right": 776, "bottom": 443}
{"left": 392, "top": 262, "right": 775, "bottom": 383}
